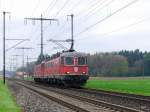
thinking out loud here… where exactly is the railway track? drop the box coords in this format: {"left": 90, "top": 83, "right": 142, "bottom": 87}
{"left": 77, "top": 88, "right": 150, "bottom": 101}
{"left": 69, "top": 88, "right": 150, "bottom": 111}
{"left": 14, "top": 80, "right": 141, "bottom": 112}
{"left": 29, "top": 79, "right": 150, "bottom": 111}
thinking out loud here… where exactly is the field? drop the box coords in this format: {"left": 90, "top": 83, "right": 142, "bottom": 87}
{"left": 84, "top": 77, "right": 150, "bottom": 96}
{"left": 0, "top": 79, "right": 21, "bottom": 112}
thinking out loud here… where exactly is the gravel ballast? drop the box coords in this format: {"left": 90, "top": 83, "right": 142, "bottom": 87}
{"left": 8, "top": 81, "right": 75, "bottom": 112}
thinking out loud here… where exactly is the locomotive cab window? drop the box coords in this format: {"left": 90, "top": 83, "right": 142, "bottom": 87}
{"left": 78, "top": 57, "right": 87, "bottom": 65}
{"left": 65, "top": 57, "right": 74, "bottom": 65}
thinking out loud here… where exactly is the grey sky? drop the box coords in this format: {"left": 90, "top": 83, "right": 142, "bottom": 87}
{"left": 0, "top": 0, "right": 150, "bottom": 70}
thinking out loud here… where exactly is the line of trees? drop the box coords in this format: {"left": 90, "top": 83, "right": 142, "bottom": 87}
{"left": 88, "top": 53, "right": 128, "bottom": 76}
{"left": 88, "top": 49, "right": 150, "bottom": 77}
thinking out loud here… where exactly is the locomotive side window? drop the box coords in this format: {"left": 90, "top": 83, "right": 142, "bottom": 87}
{"left": 65, "top": 57, "right": 74, "bottom": 65}
{"left": 78, "top": 57, "right": 87, "bottom": 65}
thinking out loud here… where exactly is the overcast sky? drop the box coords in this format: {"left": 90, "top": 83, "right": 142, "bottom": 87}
{"left": 0, "top": 0, "right": 150, "bottom": 70}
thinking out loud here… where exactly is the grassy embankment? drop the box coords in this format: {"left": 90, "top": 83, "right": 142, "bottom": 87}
{"left": 84, "top": 77, "right": 150, "bottom": 96}
{"left": 0, "top": 78, "right": 21, "bottom": 112}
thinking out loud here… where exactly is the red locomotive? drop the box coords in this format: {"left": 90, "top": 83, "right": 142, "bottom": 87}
{"left": 33, "top": 51, "right": 89, "bottom": 87}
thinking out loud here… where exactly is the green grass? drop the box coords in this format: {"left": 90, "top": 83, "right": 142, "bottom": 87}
{"left": 84, "top": 78, "right": 150, "bottom": 96}
{"left": 0, "top": 79, "right": 21, "bottom": 112}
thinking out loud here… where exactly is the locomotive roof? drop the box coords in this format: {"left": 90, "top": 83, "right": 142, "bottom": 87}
{"left": 60, "top": 51, "right": 87, "bottom": 57}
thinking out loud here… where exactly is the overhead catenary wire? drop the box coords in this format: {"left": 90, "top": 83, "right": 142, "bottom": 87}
{"left": 78, "top": 17, "right": 150, "bottom": 40}
{"left": 75, "top": 0, "right": 114, "bottom": 31}
{"left": 101, "top": 17, "right": 150, "bottom": 36}
{"left": 85, "top": 0, "right": 115, "bottom": 19}
{"left": 48, "top": 39, "right": 68, "bottom": 50}
{"left": 65, "top": 0, "right": 83, "bottom": 14}
{"left": 75, "top": 0, "right": 104, "bottom": 17}
{"left": 43, "top": 0, "right": 99, "bottom": 38}
{"left": 25, "top": 0, "right": 45, "bottom": 47}
{"left": 6, "top": 39, "right": 30, "bottom": 52}
{"left": 43, "top": 0, "right": 59, "bottom": 16}
{"left": 43, "top": 0, "right": 109, "bottom": 35}
{"left": 43, "top": 0, "right": 70, "bottom": 33}
{"left": 43, "top": 0, "right": 57, "bottom": 16}
{"left": 44, "top": 0, "right": 115, "bottom": 46}
{"left": 43, "top": 15, "right": 70, "bottom": 41}
{"left": 75, "top": 0, "right": 138, "bottom": 38}
{"left": 42, "top": 0, "right": 60, "bottom": 34}
{"left": 53, "top": 0, "right": 70, "bottom": 18}
{"left": 49, "top": 0, "right": 94, "bottom": 38}
{"left": 45, "top": 0, "right": 112, "bottom": 42}
{"left": 43, "top": 1, "right": 93, "bottom": 43}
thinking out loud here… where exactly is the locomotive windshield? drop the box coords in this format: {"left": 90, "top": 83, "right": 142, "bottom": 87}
{"left": 78, "top": 57, "right": 87, "bottom": 65}
{"left": 65, "top": 57, "right": 74, "bottom": 65}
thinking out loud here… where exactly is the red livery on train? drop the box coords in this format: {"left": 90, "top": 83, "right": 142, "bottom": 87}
{"left": 33, "top": 51, "right": 89, "bottom": 87}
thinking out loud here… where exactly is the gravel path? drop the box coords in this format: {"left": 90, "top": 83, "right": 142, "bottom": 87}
{"left": 7, "top": 81, "right": 75, "bottom": 112}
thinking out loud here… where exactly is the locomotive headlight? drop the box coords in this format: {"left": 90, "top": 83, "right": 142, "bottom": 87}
{"left": 82, "top": 72, "right": 86, "bottom": 74}
{"left": 66, "top": 72, "right": 70, "bottom": 74}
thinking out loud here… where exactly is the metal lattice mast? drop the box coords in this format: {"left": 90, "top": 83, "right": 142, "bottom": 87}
{"left": 25, "top": 15, "right": 58, "bottom": 56}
